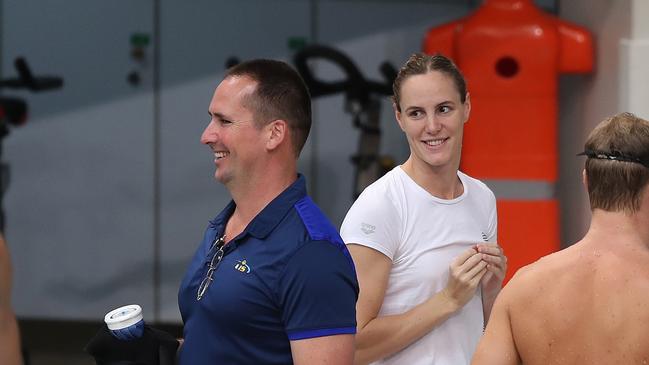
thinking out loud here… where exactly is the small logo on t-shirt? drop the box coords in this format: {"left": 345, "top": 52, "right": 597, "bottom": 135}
{"left": 361, "top": 222, "right": 376, "bottom": 235}
{"left": 234, "top": 259, "right": 251, "bottom": 273}
{"left": 481, "top": 232, "right": 489, "bottom": 241}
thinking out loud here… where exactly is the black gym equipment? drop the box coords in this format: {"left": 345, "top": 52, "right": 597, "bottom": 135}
{"left": 0, "top": 57, "right": 63, "bottom": 232}
{"left": 293, "top": 44, "right": 397, "bottom": 199}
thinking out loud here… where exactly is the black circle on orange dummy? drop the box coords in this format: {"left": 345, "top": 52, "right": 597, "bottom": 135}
{"left": 495, "top": 56, "right": 519, "bottom": 78}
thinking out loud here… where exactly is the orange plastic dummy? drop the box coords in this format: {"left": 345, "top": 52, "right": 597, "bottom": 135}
{"left": 424, "top": 0, "right": 593, "bottom": 281}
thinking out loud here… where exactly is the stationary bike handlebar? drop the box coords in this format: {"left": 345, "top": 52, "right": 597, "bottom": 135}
{"left": 0, "top": 57, "right": 63, "bottom": 91}
{"left": 293, "top": 44, "right": 396, "bottom": 102}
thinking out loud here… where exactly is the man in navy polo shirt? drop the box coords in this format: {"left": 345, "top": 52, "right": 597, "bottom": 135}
{"left": 177, "top": 59, "right": 359, "bottom": 364}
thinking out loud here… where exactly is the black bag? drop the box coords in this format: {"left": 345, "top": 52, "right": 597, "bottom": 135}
{"left": 85, "top": 324, "right": 179, "bottom": 365}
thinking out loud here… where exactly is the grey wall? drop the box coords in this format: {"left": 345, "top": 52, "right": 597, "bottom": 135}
{"left": 3, "top": 0, "right": 157, "bottom": 320}
{"left": 3, "top": 0, "right": 596, "bottom": 324}
{"left": 2, "top": 0, "right": 478, "bottom": 323}
{"left": 557, "top": 0, "right": 632, "bottom": 246}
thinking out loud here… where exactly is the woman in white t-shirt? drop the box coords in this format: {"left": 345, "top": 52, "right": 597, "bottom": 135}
{"left": 341, "top": 53, "right": 507, "bottom": 365}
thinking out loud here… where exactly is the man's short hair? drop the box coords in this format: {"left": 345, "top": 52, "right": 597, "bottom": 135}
{"left": 583, "top": 112, "right": 649, "bottom": 213}
{"left": 225, "top": 59, "right": 311, "bottom": 157}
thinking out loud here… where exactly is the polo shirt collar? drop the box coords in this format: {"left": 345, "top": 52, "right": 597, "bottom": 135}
{"left": 208, "top": 174, "right": 307, "bottom": 240}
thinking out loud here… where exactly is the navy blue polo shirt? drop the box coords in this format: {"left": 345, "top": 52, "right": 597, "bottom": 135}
{"left": 178, "top": 175, "right": 358, "bottom": 365}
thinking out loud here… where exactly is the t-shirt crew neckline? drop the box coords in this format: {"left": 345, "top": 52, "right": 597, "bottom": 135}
{"left": 396, "top": 165, "right": 468, "bottom": 205}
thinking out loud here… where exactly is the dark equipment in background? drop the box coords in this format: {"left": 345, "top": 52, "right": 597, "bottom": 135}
{"left": 0, "top": 57, "right": 63, "bottom": 233}
{"left": 294, "top": 44, "right": 397, "bottom": 199}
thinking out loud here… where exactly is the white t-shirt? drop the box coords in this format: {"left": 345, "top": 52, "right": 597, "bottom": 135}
{"left": 341, "top": 166, "right": 497, "bottom": 365}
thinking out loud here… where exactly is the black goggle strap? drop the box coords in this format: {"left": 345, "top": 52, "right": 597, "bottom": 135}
{"left": 577, "top": 149, "right": 649, "bottom": 168}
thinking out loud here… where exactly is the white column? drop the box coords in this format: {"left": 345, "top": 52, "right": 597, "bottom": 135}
{"left": 619, "top": 0, "right": 649, "bottom": 116}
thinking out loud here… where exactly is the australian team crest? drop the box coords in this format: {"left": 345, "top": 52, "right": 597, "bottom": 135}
{"left": 234, "top": 259, "right": 251, "bottom": 273}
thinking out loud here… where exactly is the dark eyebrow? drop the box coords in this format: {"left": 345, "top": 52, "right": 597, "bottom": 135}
{"left": 208, "top": 112, "right": 229, "bottom": 121}
{"left": 404, "top": 100, "right": 454, "bottom": 112}
{"left": 404, "top": 106, "right": 422, "bottom": 113}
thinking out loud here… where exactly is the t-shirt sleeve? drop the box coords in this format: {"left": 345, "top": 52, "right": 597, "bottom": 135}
{"left": 278, "top": 240, "right": 359, "bottom": 341}
{"left": 486, "top": 190, "right": 498, "bottom": 243}
{"left": 340, "top": 186, "right": 400, "bottom": 260}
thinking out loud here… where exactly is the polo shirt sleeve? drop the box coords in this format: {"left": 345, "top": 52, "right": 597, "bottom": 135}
{"left": 278, "top": 240, "right": 359, "bottom": 341}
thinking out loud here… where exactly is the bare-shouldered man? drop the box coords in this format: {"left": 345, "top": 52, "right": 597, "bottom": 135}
{"left": 472, "top": 112, "right": 649, "bottom": 365}
{"left": 1, "top": 234, "right": 21, "bottom": 365}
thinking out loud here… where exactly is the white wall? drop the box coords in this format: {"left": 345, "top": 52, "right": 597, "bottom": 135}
{"left": 621, "top": 0, "right": 649, "bottom": 117}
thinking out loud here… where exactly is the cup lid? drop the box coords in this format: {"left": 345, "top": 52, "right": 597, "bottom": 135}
{"left": 104, "top": 304, "right": 143, "bottom": 330}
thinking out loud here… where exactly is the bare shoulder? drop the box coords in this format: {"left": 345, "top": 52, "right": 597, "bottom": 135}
{"left": 500, "top": 246, "right": 578, "bottom": 300}
{"left": 502, "top": 241, "right": 649, "bottom": 364}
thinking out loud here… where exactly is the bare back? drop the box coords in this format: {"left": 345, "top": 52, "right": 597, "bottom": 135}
{"left": 472, "top": 112, "right": 649, "bottom": 365}
{"left": 508, "top": 241, "right": 649, "bottom": 364}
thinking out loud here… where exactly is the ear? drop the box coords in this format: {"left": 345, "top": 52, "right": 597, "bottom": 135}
{"left": 394, "top": 103, "right": 405, "bottom": 131}
{"left": 266, "top": 119, "right": 287, "bottom": 152}
{"left": 462, "top": 92, "right": 471, "bottom": 124}
{"left": 582, "top": 169, "right": 588, "bottom": 190}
